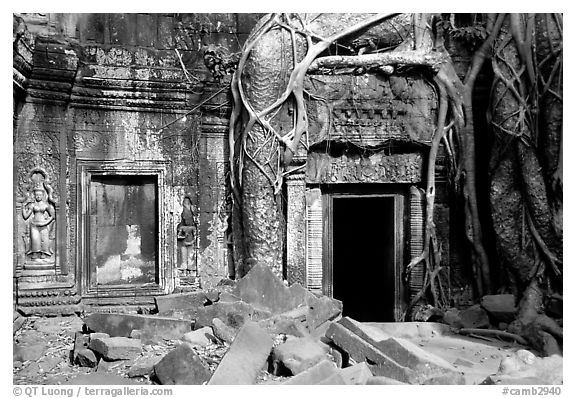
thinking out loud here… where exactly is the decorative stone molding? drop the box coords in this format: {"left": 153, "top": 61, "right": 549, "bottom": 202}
{"left": 306, "top": 151, "right": 424, "bottom": 184}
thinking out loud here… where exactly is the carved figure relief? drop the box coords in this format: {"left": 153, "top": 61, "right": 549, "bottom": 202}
{"left": 176, "top": 196, "right": 198, "bottom": 280}
{"left": 21, "top": 169, "right": 56, "bottom": 265}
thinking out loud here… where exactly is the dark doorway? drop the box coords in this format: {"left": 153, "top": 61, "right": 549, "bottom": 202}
{"left": 331, "top": 195, "right": 397, "bottom": 322}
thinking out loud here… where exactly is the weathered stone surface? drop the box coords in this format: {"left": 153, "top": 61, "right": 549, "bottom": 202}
{"left": 272, "top": 336, "right": 328, "bottom": 375}
{"left": 127, "top": 356, "right": 162, "bottom": 378}
{"left": 442, "top": 305, "right": 490, "bottom": 329}
{"left": 195, "top": 301, "right": 270, "bottom": 329}
{"left": 282, "top": 359, "right": 338, "bottom": 385}
{"left": 181, "top": 326, "right": 215, "bottom": 347}
{"left": 366, "top": 376, "right": 408, "bottom": 385}
{"left": 422, "top": 372, "right": 466, "bottom": 384}
{"left": 97, "top": 358, "right": 131, "bottom": 373}
{"left": 13, "top": 343, "right": 45, "bottom": 362}
{"left": 89, "top": 337, "right": 142, "bottom": 361}
{"left": 481, "top": 375, "right": 547, "bottom": 385}
{"left": 339, "top": 362, "right": 373, "bottom": 385}
{"left": 315, "top": 373, "right": 347, "bottom": 384}
{"left": 90, "top": 332, "right": 110, "bottom": 340}
{"left": 84, "top": 313, "right": 193, "bottom": 340}
{"left": 75, "top": 348, "right": 98, "bottom": 367}
{"left": 64, "top": 372, "right": 140, "bottom": 385}
{"left": 258, "top": 315, "right": 309, "bottom": 337}
{"left": 232, "top": 263, "right": 315, "bottom": 314}
{"left": 153, "top": 343, "right": 211, "bottom": 385}
{"left": 459, "top": 304, "right": 490, "bottom": 329}
{"left": 219, "top": 291, "right": 241, "bottom": 302}
{"left": 208, "top": 321, "right": 273, "bottom": 385}
{"left": 495, "top": 350, "right": 562, "bottom": 384}
{"left": 154, "top": 291, "right": 209, "bottom": 314}
{"left": 211, "top": 318, "right": 237, "bottom": 344}
{"left": 306, "top": 295, "right": 342, "bottom": 330}
{"left": 481, "top": 294, "right": 517, "bottom": 322}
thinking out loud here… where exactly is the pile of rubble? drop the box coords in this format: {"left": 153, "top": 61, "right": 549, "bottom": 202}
{"left": 14, "top": 264, "right": 563, "bottom": 385}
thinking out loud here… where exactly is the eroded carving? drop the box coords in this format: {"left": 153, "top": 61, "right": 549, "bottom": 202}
{"left": 177, "top": 196, "right": 198, "bottom": 281}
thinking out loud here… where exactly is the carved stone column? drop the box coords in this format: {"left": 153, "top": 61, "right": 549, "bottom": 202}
{"left": 285, "top": 171, "right": 306, "bottom": 286}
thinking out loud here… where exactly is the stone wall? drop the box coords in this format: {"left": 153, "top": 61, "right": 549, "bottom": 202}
{"left": 13, "top": 13, "right": 263, "bottom": 314}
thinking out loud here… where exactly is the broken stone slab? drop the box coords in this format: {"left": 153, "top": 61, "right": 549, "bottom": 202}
{"left": 219, "top": 291, "right": 241, "bottom": 302}
{"left": 195, "top": 301, "right": 270, "bottom": 329}
{"left": 75, "top": 348, "right": 98, "bottom": 368}
{"left": 272, "top": 336, "right": 328, "bottom": 375}
{"left": 338, "top": 362, "right": 373, "bottom": 385}
{"left": 481, "top": 294, "right": 517, "bottom": 323}
{"left": 340, "top": 318, "right": 460, "bottom": 379}
{"left": 181, "top": 326, "right": 215, "bottom": 347}
{"left": 232, "top": 263, "right": 316, "bottom": 314}
{"left": 208, "top": 321, "right": 273, "bottom": 385}
{"left": 282, "top": 359, "right": 339, "bottom": 385}
{"left": 363, "top": 321, "right": 450, "bottom": 339}
{"left": 212, "top": 318, "right": 237, "bottom": 344}
{"left": 64, "top": 372, "right": 141, "bottom": 385}
{"left": 154, "top": 291, "right": 210, "bottom": 315}
{"left": 325, "top": 321, "right": 413, "bottom": 383}
{"left": 315, "top": 373, "right": 347, "bottom": 384}
{"left": 89, "top": 337, "right": 142, "bottom": 361}
{"left": 84, "top": 313, "right": 193, "bottom": 340}
{"left": 153, "top": 343, "right": 211, "bottom": 385}
{"left": 422, "top": 372, "right": 466, "bottom": 384}
{"left": 306, "top": 295, "right": 342, "bottom": 330}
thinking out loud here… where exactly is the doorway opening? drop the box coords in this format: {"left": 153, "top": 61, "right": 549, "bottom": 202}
{"left": 328, "top": 194, "right": 403, "bottom": 322}
{"left": 88, "top": 175, "right": 159, "bottom": 287}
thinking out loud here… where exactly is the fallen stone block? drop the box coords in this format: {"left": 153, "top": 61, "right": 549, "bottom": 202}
{"left": 84, "top": 313, "right": 193, "bottom": 340}
{"left": 208, "top": 321, "right": 273, "bottom": 385}
{"left": 73, "top": 332, "right": 90, "bottom": 360}
{"left": 282, "top": 359, "right": 338, "bottom": 385}
{"left": 154, "top": 291, "right": 209, "bottom": 315}
{"left": 338, "top": 362, "right": 373, "bottom": 385}
{"left": 481, "top": 294, "right": 516, "bottom": 323}
{"left": 327, "top": 318, "right": 462, "bottom": 384}
{"left": 272, "top": 336, "right": 328, "bottom": 375}
{"left": 37, "top": 355, "right": 61, "bottom": 373}
{"left": 89, "top": 337, "right": 142, "bottom": 361}
{"left": 75, "top": 348, "right": 98, "bottom": 368}
{"left": 64, "top": 372, "right": 140, "bottom": 385}
{"left": 212, "top": 318, "right": 237, "bottom": 344}
{"left": 153, "top": 343, "right": 211, "bottom": 385}
{"left": 306, "top": 295, "right": 342, "bottom": 330}
{"left": 181, "top": 326, "right": 215, "bottom": 347}
{"left": 325, "top": 321, "right": 412, "bottom": 383}
{"left": 195, "top": 301, "right": 270, "bottom": 329}
{"left": 232, "top": 263, "right": 315, "bottom": 314}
